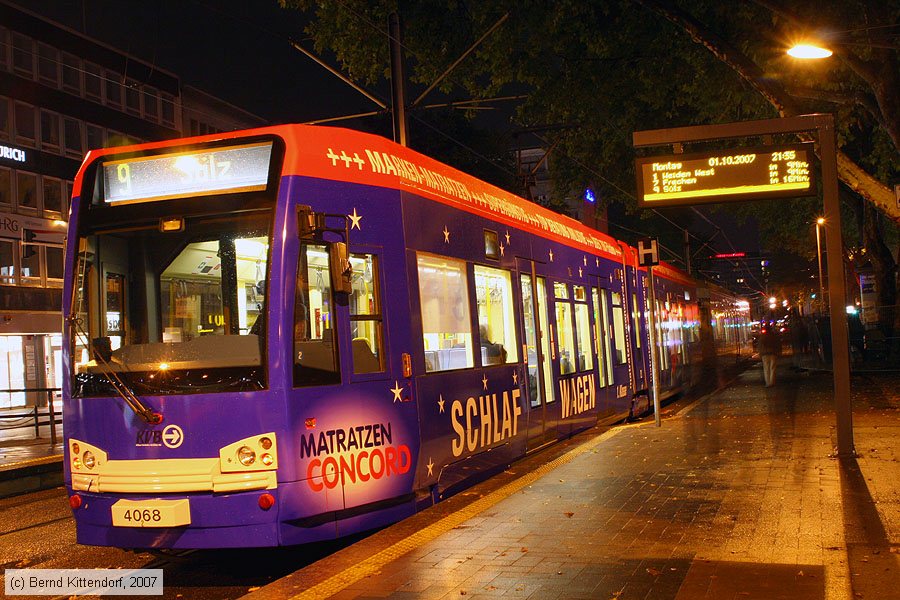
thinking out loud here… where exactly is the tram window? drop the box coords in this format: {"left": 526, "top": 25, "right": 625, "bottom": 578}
{"left": 71, "top": 213, "right": 272, "bottom": 397}
{"left": 349, "top": 253, "right": 384, "bottom": 374}
{"left": 610, "top": 291, "right": 627, "bottom": 365}
{"left": 474, "top": 265, "right": 518, "bottom": 366}
{"left": 536, "top": 277, "right": 554, "bottom": 403}
{"left": 417, "top": 254, "right": 472, "bottom": 372}
{"left": 573, "top": 286, "right": 593, "bottom": 372}
{"left": 159, "top": 236, "right": 269, "bottom": 339}
{"left": 554, "top": 283, "right": 576, "bottom": 375}
{"left": 553, "top": 281, "right": 568, "bottom": 299}
{"left": 520, "top": 274, "right": 541, "bottom": 407}
{"left": 631, "top": 293, "right": 641, "bottom": 349}
{"left": 483, "top": 230, "right": 499, "bottom": 260}
{"left": 105, "top": 273, "right": 125, "bottom": 350}
{"left": 592, "top": 288, "right": 613, "bottom": 387}
{"left": 294, "top": 244, "right": 340, "bottom": 386}
{"left": 656, "top": 300, "right": 669, "bottom": 371}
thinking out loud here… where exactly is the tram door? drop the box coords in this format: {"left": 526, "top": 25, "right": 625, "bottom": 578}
{"left": 518, "top": 259, "right": 555, "bottom": 451}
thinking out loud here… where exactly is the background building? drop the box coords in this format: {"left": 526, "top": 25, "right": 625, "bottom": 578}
{"left": 0, "top": 2, "right": 266, "bottom": 407}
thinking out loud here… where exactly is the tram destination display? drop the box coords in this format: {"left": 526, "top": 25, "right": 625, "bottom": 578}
{"left": 635, "top": 144, "right": 815, "bottom": 207}
{"left": 101, "top": 141, "right": 273, "bottom": 205}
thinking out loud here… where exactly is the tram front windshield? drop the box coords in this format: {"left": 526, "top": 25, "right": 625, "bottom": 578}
{"left": 71, "top": 210, "right": 272, "bottom": 397}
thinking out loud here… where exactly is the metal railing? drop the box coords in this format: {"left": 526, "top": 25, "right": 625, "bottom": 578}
{"left": 0, "top": 388, "right": 61, "bottom": 446}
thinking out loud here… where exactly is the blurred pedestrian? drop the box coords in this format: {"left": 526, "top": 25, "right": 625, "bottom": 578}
{"left": 759, "top": 319, "right": 781, "bottom": 387}
{"left": 789, "top": 308, "right": 808, "bottom": 369}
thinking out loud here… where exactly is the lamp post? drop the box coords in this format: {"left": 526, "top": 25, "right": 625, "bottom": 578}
{"left": 815, "top": 217, "right": 825, "bottom": 313}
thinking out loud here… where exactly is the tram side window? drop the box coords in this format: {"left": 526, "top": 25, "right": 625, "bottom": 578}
{"left": 474, "top": 265, "right": 518, "bottom": 366}
{"left": 610, "top": 292, "right": 627, "bottom": 365}
{"left": 631, "top": 293, "right": 642, "bottom": 349}
{"left": 554, "top": 282, "right": 576, "bottom": 375}
{"left": 349, "top": 253, "right": 384, "bottom": 374}
{"left": 294, "top": 244, "right": 340, "bottom": 386}
{"left": 592, "top": 287, "right": 614, "bottom": 387}
{"left": 417, "top": 254, "right": 473, "bottom": 372}
{"left": 572, "top": 286, "right": 593, "bottom": 372}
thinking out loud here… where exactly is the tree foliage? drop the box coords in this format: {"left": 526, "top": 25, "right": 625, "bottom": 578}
{"left": 283, "top": 0, "right": 898, "bottom": 294}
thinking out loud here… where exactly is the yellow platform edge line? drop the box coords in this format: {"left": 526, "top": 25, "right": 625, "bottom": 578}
{"left": 288, "top": 427, "right": 623, "bottom": 600}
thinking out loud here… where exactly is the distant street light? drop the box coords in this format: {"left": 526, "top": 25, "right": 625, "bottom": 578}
{"left": 787, "top": 43, "right": 833, "bottom": 59}
{"left": 816, "top": 217, "right": 826, "bottom": 313}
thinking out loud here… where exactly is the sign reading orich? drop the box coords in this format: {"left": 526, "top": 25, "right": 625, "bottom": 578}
{"left": 0, "top": 144, "right": 27, "bottom": 164}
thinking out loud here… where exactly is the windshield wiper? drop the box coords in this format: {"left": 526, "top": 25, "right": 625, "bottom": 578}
{"left": 67, "top": 315, "right": 161, "bottom": 425}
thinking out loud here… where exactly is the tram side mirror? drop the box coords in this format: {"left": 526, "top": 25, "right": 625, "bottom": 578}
{"left": 297, "top": 205, "right": 326, "bottom": 238}
{"left": 329, "top": 241, "right": 353, "bottom": 294}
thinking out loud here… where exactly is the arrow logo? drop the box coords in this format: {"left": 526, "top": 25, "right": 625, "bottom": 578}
{"left": 162, "top": 424, "right": 184, "bottom": 449}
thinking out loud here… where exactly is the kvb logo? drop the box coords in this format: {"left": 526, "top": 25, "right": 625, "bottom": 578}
{"left": 135, "top": 424, "right": 185, "bottom": 448}
{"left": 162, "top": 425, "right": 184, "bottom": 449}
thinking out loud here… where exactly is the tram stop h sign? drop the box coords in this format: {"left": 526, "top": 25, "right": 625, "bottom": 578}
{"left": 633, "top": 113, "right": 855, "bottom": 458}
{"left": 637, "top": 238, "right": 659, "bottom": 268}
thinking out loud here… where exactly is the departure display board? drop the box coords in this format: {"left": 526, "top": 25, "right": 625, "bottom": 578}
{"left": 102, "top": 141, "right": 273, "bottom": 205}
{"left": 635, "top": 144, "right": 815, "bottom": 207}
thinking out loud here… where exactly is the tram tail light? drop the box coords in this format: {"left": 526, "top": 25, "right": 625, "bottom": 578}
{"left": 69, "top": 494, "right": 82, "bottom": 509}
{"left": 219, "top": 433, "right": 277, "bottom": 473}
{"left": 258, "top": 493, "right": 275, "bottom": 510}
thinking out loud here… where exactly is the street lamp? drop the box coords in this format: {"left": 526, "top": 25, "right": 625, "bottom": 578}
{"left": 816, "top": 217, "right": 825, "bottom": 313}
{"left": 787, "top": 43, "right": 833, "bottom": 59}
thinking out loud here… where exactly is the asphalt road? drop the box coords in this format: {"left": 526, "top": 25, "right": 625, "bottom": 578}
{"left": 0, "top": 487, "right": 363, "bottom": 599}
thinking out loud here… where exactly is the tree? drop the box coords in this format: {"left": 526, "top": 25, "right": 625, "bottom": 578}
{"left": 283, "top": 0, "right": 898, "bottom": 319}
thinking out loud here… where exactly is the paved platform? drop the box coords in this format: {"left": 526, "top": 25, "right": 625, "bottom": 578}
{"left": 0, "top": 419, "right": 63, "bottom": 498}
{"left": 247, "top": 360, "right": 900, "bottom": 600}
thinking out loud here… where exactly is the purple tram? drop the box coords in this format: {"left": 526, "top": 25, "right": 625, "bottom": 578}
{"left": 62, "top": 125, "right": 741, "bottom": 548}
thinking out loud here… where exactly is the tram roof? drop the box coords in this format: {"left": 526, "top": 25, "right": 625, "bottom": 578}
{"left": 74, "top": 124, "right": 692, "bottom": 283}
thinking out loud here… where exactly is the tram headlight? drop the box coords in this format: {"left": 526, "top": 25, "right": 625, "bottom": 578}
{"left": 219, "top": 433, "right": 277, "bottom": 472}
{"left": 237, "top": 446, "right": 256, "bottom": 466}
{"left": 67, "top": 439, "right": 107, "bottom": 472}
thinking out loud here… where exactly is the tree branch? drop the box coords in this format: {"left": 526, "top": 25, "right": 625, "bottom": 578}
{"left": 785, "top": 85, "right": 879, "bottom": 116}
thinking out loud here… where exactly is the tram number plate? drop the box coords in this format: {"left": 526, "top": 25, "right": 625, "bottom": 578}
{"left": 111, "top": 499, "right": 190, "bottom": 527}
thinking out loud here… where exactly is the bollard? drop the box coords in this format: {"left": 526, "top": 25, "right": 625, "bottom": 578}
{"left": 33, "top": 403, "right": 40, "bottom": 439}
